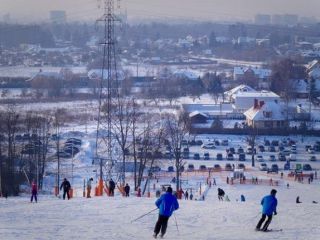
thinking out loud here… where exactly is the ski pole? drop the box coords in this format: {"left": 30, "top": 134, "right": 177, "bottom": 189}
{"left": 131, "top": 208, "right": 158, "bottom": 223}
{"left": 173, "top": 213, "right": 179, "bottom": 234}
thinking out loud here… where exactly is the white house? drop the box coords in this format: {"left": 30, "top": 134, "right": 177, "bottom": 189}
{"left": 233, "top": 67, "right": 271, "bottom": 81}
{"left": 224, "top": 84, "right": 257, "bottom": 102}
{"left": 233, "top": 90, "right": 280, "bottom": 112}
{"left": 244, "top": 100, "right": 287, "bottom": 129}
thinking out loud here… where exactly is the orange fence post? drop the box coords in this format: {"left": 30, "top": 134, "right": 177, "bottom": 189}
{"left": 98, "top": 178, "right": 104, "bottom": 196}
{"left": 54, "top": 186, "right": 59, "bottom": 196}
{"left": 69, "top": 188, "right": 73, "bottom": 198}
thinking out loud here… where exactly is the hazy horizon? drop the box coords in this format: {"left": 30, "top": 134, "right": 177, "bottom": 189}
{"left": 1, "top": 0, "right": 319, "bottom": 23}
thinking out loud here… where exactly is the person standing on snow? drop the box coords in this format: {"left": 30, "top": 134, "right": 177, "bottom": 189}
{"left": 153, "top": 187, "right": 179, "bottom": 239}
{"left": 217, "top": 188, "right": 225, "bottom": 201}
{"left": 185, "top": 190, "right": 189, "bottom": 200}
{"left": 124, "top": 183, "right": 130, "bottom": 197}
{"left": 241, "top": 194, "right": 246, "bottom": 202}
{"left": 256, "top": 189, "right": 278, "bottom": 231}
{"left": 60, "top": 178, "right": 71, "bottom": 200}
{"left": 109, "top": 179, "right": 116, "bottom": 196}
{"left": 86, "top": 178, "right": 93, "bottom": 198}
{"left": 30, "top": 180, "right": 38, "bottom": 203}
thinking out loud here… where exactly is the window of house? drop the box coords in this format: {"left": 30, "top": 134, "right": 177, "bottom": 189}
{"left": 263, "top": 111, "right": 272, "bottom": 118}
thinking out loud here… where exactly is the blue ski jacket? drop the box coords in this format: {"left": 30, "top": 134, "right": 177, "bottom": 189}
{"left": 155, "top": 192, "right": 179, "bottom": 217}
{"left": 261, "top": 194, "right": 277, "bottom": 215}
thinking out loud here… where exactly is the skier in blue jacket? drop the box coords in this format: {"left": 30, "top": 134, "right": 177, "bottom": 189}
{"left": 256, "top": 189, "right": 278, "bottom": 231}
{"left": 153, "top": 186, "right": 179, "bottom": 238}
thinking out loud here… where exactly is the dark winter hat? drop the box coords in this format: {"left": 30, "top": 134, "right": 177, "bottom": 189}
{"left": 167, "top": 187, "right": 173, "bottom": 193}
{"left": 271, "top": 189, "right": 277, "bottom": 195}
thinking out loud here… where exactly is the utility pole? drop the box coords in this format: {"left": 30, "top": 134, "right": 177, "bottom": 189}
{"left": 95, "top": 0, "right": 121, "bottom": 194}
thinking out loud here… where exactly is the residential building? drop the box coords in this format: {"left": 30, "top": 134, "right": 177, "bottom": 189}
{"left": 233, "top": 90, "right": 280, "bottom": 112}
{"left": 244, "top": 100, "right": 287, "bottom": 129}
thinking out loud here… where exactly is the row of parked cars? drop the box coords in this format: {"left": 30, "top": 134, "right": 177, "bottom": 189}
{"left": 167, "top": 162, "right": 245, "bottom": 172}
{"left": 57, "top": 138, "right": 82, "bottom": 158}
{"left": 259, "top": 163, "right": 313, "bottom": 172}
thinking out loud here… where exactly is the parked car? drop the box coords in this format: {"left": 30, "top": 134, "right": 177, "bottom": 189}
{"left": 180, "top": 166, "right": 185, "bottom": 172}
{"left": 199, "top": 165, "right": 207, "bottom": 171}
{"left": 150, "top": 166, "right": 161, "bottom": 172}
{"left": 309, "top": 156, "right": 317, "bottom": 161}
{"left": 246, "top": 147, "right": 253, "bottom": 154}
{"left": 201, "top": 143, "right": 216, "bottom": 149}
{"left": 314, "top": 145, "right": 320, "bottom": 152}
{"left": 305, "top": 145, "right": 312, "bottom": 151}
{"left": 227, "top": 153, "right": 234, "bottom": 161}
{"left": 269, "top": 155, "right": 276, "bottom": 161}
{"left": 264, "top": 140, "right": 270, "bottom": 146}
{"left": 268, "top": 164, "right": 279, "bottom": 173}
{"left": 303, "top": 164, "right": 312, "bottom": 171}
{"left": 225, "top": 163, "right": 233, "bottom": 171}
{"left": 203, "top": 152, "right": 210, "bottom": 160}
{"left": 308, "top": 148, "right": 315, "bottom": 154}
{"left": 214, "top": 140, "right": 220, "bottom": 146}
{"left": 221, "top": 140, "right": 229, "bottom": 146}
{"left": 271, "top": 140, "right": 279, "bottom": 146}
{"left": 188, "top": 164, "right": 195, "bottom": 171}
{"left": 195, "top": 140, "right": 203, "bottom": 146}
{"left": 256, "top": 155, "right": 264, "bottom": 162}
{"left": 237, "top": 163, "right": 245, "bottom": 170}
{"left": 213, "top": 164, "right": 221, "bottom": 171}
{"left": 258, "top": 145, "right": 265, "bottom": 152}
{"left": 167, "top": 166, "right": 174, "bottom": 172}
{"left": 278, "top": 153, "right": 286, "bottom": 161}
{"left": 193, "top": 153, "right": 200, "bottom": 160}
{"left": 216, "top": 153, "right": 223, "bottom": 160}
{"left": 268, "top": 146, "right": 276, "bottom": 152}
{"left": 237, "top": 147, "right": 244, "bottom": 154}
{"left": 239, "top": 153, "right": 246, "bottom": 161}
{"left": 228, "top": 147, "right": 235, "bottom": 154}
{"left": 259, "top": 163, "right": 268, "bottom": 171}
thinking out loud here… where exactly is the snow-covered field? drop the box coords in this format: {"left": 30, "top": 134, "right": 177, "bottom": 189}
{"left": 1, "top": 176, "right": 320, "bottom": 240}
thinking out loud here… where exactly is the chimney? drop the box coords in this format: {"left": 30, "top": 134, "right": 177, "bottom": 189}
{"left": 259, "top": 101, "right": 265, "bottom": 108}
{"left": 254, "top": 99, "right": 259, "bottom": 109}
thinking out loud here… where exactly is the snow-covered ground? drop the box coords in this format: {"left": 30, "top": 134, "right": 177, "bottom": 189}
{"left": 1, "top": 174, "right": 320, "bottom": 240}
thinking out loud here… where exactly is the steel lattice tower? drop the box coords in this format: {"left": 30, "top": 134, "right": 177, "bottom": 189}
{"left": 95, "top": 0, "right": 120, "bottom": 189}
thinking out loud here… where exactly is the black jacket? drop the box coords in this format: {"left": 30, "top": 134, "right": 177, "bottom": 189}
{"left": 60, "top": 180, "right": 71, "bottom": 191}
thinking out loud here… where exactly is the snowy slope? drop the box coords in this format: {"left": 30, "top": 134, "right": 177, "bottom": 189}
{"left": 1, "top": 179, "right": 320, "bottom": 240}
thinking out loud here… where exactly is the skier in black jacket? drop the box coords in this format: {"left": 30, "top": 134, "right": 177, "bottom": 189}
{"left": 109, "top": 179, "right": 116, "bottom": 196}
{"left": 60, "top": 178, "right": 71, "bottom": 200}
{"left": 124, "top": 183, "right": 130, "bottom": 197}
{"left": 218, "top": 188, "right": 225, "bottom": 201}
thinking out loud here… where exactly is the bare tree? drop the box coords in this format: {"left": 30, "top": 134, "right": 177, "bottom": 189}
{"left": 0, "top": 105, "right": 20, "bottom": 195}
{"left": 111, "top": 97, "right": 137, "bottom": 185}
{"left": 163, "top": 112, "right": 189, "bottom": 192}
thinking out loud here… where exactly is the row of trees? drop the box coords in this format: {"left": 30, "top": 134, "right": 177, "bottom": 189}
{"left": 100, "top": 95, "right": 190, "bottom": 193}
{"left": 0, "top": 106, "right": 52, "bottom": 196}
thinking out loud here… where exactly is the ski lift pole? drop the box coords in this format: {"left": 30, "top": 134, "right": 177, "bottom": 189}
{"left": 173, "top": 213, "right": 179, "bottom": 234}
{"left": 131, "top": 208, "right": 158, "bottom": 223}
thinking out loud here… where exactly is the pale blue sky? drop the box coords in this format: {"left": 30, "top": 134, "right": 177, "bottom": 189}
{"left": 1, "top": 0, "right": 319, "bottom": 23}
